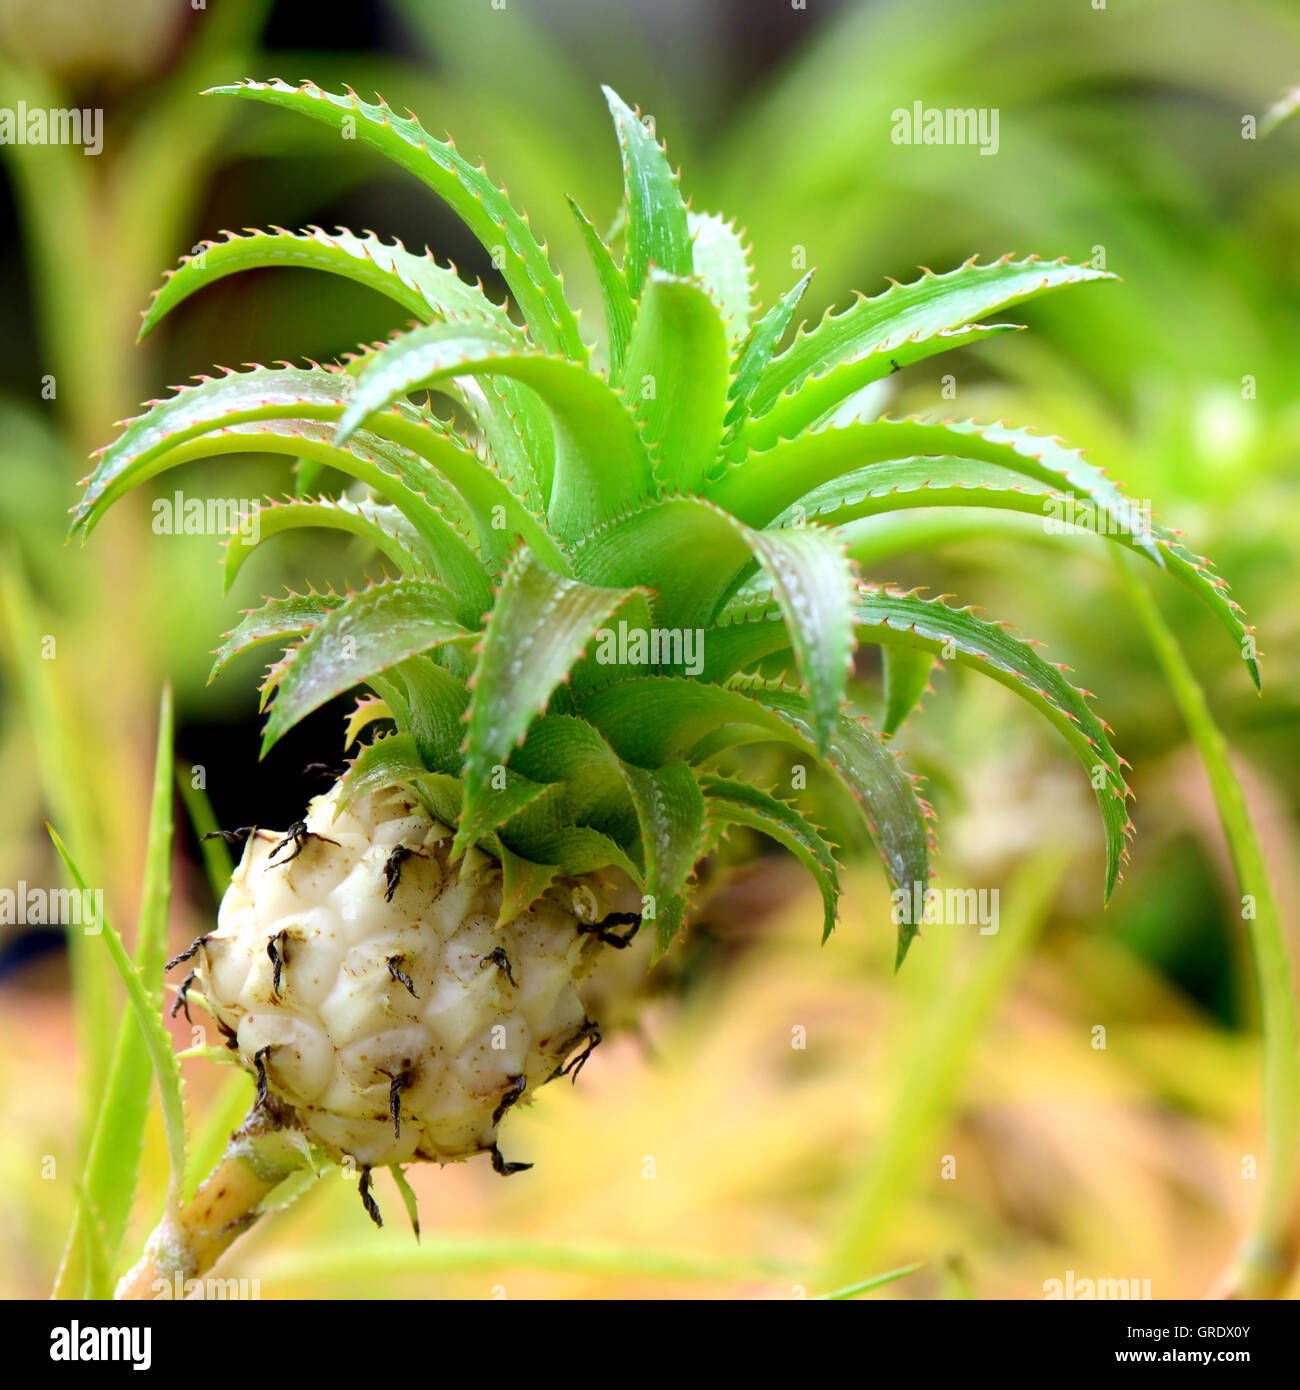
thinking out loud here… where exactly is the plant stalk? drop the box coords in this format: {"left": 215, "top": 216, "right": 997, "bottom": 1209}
{"left": 115, "top": 1100, "right": 301, "bottom": 1300}
{"left": 1117, "top": 555, "right": 1300, "bottom": 1298}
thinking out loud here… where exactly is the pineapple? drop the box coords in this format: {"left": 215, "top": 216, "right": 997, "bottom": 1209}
{"left": 75, "top": 81, "right": 1256, "bottom": 1225}
{"left": 194, "top": 782, "right": 611, "bottom": 1175}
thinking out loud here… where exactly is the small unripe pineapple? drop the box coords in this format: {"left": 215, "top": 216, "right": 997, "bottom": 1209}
{"left": 80, "top": 78, "right": 1253, "bottom": 1236}
{"left": 196, "top": 785, "right": 606, "bottom": 1171}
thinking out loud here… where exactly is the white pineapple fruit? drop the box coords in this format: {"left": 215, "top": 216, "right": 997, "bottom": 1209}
{"left": 189, "top": 785, "right": 610, "bottom": 1179}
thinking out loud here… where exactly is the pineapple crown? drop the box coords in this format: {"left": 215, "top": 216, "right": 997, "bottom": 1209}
{"left": 72, "top": 80, "right": 1258, "bottom": 964}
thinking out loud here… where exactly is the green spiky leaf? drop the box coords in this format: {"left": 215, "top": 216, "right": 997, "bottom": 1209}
{"left": 209, "top": 591, "right": 343, "bottom": 684}
{"left": 567, "top": 196, "right": 634, "bottom": 381}
{"left": 388, "top": 1166, "right": 421, "bottom": 1241}
{"left": 73, "top": 366, "right": 350, "bottom": 536}
{"left": 337, "top": 730, "right": 428, "bottom": 811}
{"left": 603, "top": 85, "right": 692, "bottom": 298}
{"left": 455, "top": 765, "right": 557, "bottom": 855}
{"left": 386, "top": 657, "right": 472, "bottom": 774}
{"left": 131, "top": 414, "right": 492, "bottom": 617}
{"left": 334, "top": 321, "right": 652, "bottom": 539}
{"left": 702, "top": 775, "right": 841, "bottom": 941}
{"left": 623, "top": 270, "right": 731, "bottom": 494}
{"left": 745, "top": 527, "right": 857, "bottom": 754}
{"left": 579, "top": 675, "right": 930, "bottom": 950}
{"left": 724, "top": 269, "right": 814, "bottom": 440}
{"left": 853, "top": 586, "right": 1130, "bottom": 898}
{"left": 703, "top": 582, "right": 1130, "bottom": 899}
{"left": 573, "top": 496, "right": 753, "bottom": 630}
{"left": 510, "top": 824, "right": 643, "bottom": 883}
{"left": 688, "top": 211, "right": 753, "bottom": 341}
{"left": 457, "top": 551, "right": 640, "bottom": 856}
{"left": 497, "top": 843, "right": 560, "bottom": 927}
{"left": 624, "top": 761, "right": 708, "bottom": 953}
{"left": 205, "top": 80, "right": 585, "bottom": 360}
{"left": 509, "top": 715, "right": 635, "bottom": 836}
{"left": 752, "top": 692, "right": 931, "bottom": 961}
{"left": 140, "top": 226, "right": 520, "bottom": 342}
{"left": 223, "top": 496, "right": 428, "bottom": 589}
{"left": 744, "top": 256, "right": 1114, "bottom": 447}
{"left": 263, "top": 582, "right": 466, "bottom": 755}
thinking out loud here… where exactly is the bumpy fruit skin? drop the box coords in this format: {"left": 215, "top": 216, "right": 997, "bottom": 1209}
{"left": 197, "top": 785, "right": 605, "bottom": 1169}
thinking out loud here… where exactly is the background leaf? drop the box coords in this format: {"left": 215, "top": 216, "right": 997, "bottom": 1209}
{"left": 51, "top": 688, "right": 174, "bottom": 1299}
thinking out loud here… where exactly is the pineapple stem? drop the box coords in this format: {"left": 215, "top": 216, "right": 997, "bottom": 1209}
{"left": 115, "top": 1099, "right": 301, "bottom": 1300}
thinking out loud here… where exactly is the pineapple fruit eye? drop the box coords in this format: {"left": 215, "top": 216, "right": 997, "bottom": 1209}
{"left": 77, "top": 80, "right": 1253, "bottom": 1242}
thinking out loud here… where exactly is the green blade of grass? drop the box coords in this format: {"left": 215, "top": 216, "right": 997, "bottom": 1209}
{"left": 135, "top": 686, "right": 174, "bottom": 1012}
{"left": 49, "top": 688, "right": 183, "bottom": 1297}
{"left": 72, "top": 1187, "right": 110, "bottom": 1304}
{"left": 817, "top": 1260, "right": 927, "bottom": 1299}
{"left": 1115, "top": 554, "right": 1299, "bottom": 1298}
{"left": 0, "top": 558, "right": 111, "bottom": 1127}
{"left": 48, "top": 823, "right": 187, "bottom": 1208}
